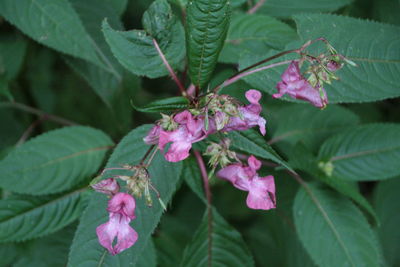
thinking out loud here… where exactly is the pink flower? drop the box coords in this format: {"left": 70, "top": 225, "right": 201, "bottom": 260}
{"left": 222, "top": 90, "right": 266, "bottom": 135}
{"left": 91, "top": 178, "right": 120, "bottom": 195}
{"left": 273, "top": 61, "right": 328, "bottom": 108}
{"left": 158, "top": 111, "right": 207, "bottom": 162}
{"left": 217, "top": 155, "right": 276, "bottom": 210}
{"left": 96, "top": 193, "right": 138, "bottom": 255}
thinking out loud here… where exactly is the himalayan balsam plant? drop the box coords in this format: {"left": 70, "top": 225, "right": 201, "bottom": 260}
{"left": 0, "top": 0, "right": 399, "bottom": 266}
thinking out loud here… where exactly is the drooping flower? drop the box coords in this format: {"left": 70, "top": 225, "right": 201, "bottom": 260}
{"left": 96, "top": 193, "right": 138, "bottom": 255}
{"left": 217, "top": 155, "right": 276, "bottom": 210}
{"left": 91, "top": 178, "right": 120, "bottom": 196}
{"left": 273, "top": 61, "right": 328, "bottom": 109}
{"left": 222, "top": 89, "right": 266, "bottom": 135}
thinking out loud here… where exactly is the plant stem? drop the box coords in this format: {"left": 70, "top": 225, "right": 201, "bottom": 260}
{"left": 16, "top": 117, "right": 44, "bottom": 146}
{"left": 247, "top": 0, "right": 266, "bottom": 14}
{"left": 214, "top": 60, "right": 292, "bottom": 92}
{"left": 193, "top": 150, "right": 213, "bottom": 267}
{"left": 152, "top": 38, "right": 187, "bottom": 97}
{"left": 0, "top": 102, "right": 77, "bottom": 126}
{"left": 140, "top": 145, "right": 156, "bottom": 165}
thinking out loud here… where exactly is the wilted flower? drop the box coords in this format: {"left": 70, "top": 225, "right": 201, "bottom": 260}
{"left": 273, "top": 61, "right": 328, "bottom": 109}
{"left": 96, "top": 193, "right": 138, "bottom": 255}
{"left": 91, "top": 178, "right": 120, "bottom": 196}
{"left": 217, "top": 155, "right": 276, "bottom": 210}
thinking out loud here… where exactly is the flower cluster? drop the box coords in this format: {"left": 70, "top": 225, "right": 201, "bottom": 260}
{"left": 92, "top": 178, "right": 138, "bottom": 255}
{"left": 144, "top": 89, "right": 266, "bottom": 162}
{"left": 217, "top": 155, "right": 276, "bottom": 210}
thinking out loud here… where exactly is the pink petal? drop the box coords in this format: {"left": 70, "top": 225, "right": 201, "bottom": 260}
{"left": 164, "top": 140, "right": 192, "bottom": 162}
{"left": 143, "top": 125, "right": 160, "bottom": 145}
{"left": 217, "top": 164, "right": 250, "bottom": 191}
{"left": 108, "top": 193, "right": 136, "bottom": 220}
{"left": 246, "top": 175, "right": 276, "bottom": 210}
{"left": 91, "top": 178, "right": 120, "bottom": 195}
{"left": 247, "top": 156, "right": 261, "bottom": 171}
{"left": 245, "top": 89, "right": 262, "bottom": 104}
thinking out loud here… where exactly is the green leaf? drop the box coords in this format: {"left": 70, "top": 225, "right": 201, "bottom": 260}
{"left": 186, "top": 0, "right": 231, "bottom": 88}
{"left": 0, "top": 188, "right": 86, "bottom": 242}
{"left": 0, "top": 35, "right": 27, "bottom": 81}
{"left": 219, "top": 13, "right": 297, "bottom": 64}
{"left": 0, "top": 0, "right": 101, "bottom": 67}
{"left": 65, "top": 0, "right": 125, "bottom": 106}
{"left": 0, "top": 126, "right": 113, "bottom": 195}
{"left": 294, "top": 14, "right": 400, "bottom": 103}
{"left": 136, "top": 239, "right": 157, "bottom": 267}
{"left": 68, "top": 125, "right": 182, "bottom": 266}
{"left": 182, "top": 157, "right": 205, "bottom": 202}
{"left": 372, "top": 0, "right": 400, "bottom": 26}
{"left": 228, "top": 129, "right": 292, "bottom": 171}
{"left": 180, "top": 209, "right": 255, "bottom": 267}
{"left": 269, "top": 104, "right": 359, "bottom": 154}
{"left": 257, "top": 0, "right": 353, "bottom": 18}
{"left": 293, "top": 182, "right": 382, "bottom": 267}
{"left": 289, "top": 143, "right": 378, "bottom": 224}
{"left": 102, "top": 0, "right": 185, "bottom": 78}
{"left": 14, "top": 224, "right": 77, "bottom": 267}
{"left": 374, "top": 177, "right": 400, "bottom": 267}
{"left": 318, "top": 123, "right": 400, "bottom": 181}
{"left": 132, "top": 96, "right": 189, "bottom": 113}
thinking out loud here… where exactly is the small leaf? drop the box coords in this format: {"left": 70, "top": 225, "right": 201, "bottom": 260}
{"left": 294, "top": 182, "right": 382, "bottom": 267}
{"left": 219, "top": 13, "right": 297, "bottom": 64}
{"left": 102, "top": 0, "right": 185, "bottom": 78}
{"left": 180, "top": 209, "right": 255, "bottom": 267}
{"left": 228, "top": 129, "right": 292, "bottom": 171}
{"left": 374, "top": 177, "right": 400, "bottom": 266}
{"left": 186, "top": 0, "right": 231, "bottom": 88}
{"left": 0, "top": 35, "right": 27, "bottom": 81}
{"left": 0, "top": 126, "right": 113, "bottom": 195}
{"left": 0, "top": 188, "right": 86, "bottom": 242}
{"left": 68, "top": 125, "right": 182, "bottom": 266}
{"left": 318, "top": 123, "right": 400, "bottom": 181}
{"left": 132, "top": 96, "right": 189, "bottom": 113}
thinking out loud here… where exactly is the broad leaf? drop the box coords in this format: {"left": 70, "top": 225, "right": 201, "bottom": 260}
{"left": 132, "top": 96, "right": 189, "bottom": 113}
{"left": 219, "top": 13, "right": 297, "bottom": 64}
{"left": 268, "top": 104, "right": 359, "bottom": 154}
{"left": 294, "top": 14, "right": 400, "bottom": 103}
{"left": 289, "top": 143, "right": 377, "bottom": 223}
{"left": 68, "top": 125, "right": 182, "bottom": 266}
{"left": 374, "top": 177, "right": 400, "bottom": 267}
{"left": 102, "top": 0, "right": 185, "bottom": 78}
{"left": 66, "top": 0, "right": 125, "bottom": 105}
{"left": 318, "top": 124, "right": 400, "bottom": 181}
{"left": 228, "top": 129, "right": 292, "bottom": 171}
{"left": 294, "top": 183, "right": 382, "bottom": 267}
{"left": 0, "top": 126, "right": 113, "bottom": 195}
{"left": 0, "top": 188, "right": 86, "bottom": 242}
{"left": 180, "top": 209, "right": 255, "bottom": 267}
{"left": 0, "top": 0, "right": 101, "bottom": 66}
{"left": 257, "top": 0, "right": 353, "bottom": 18}
{"left": 186, "top": 0, "right": 231, "bottom": 88}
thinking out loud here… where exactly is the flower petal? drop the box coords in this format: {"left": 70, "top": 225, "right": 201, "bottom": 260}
{"left": 91, "top": 178, "right": 120, "bottom": 195}
{"left": 246, "top": 175, "right": 276, "bottom": 210}
{"left": 108, "top": 193, "right": 136, "bottom": 220}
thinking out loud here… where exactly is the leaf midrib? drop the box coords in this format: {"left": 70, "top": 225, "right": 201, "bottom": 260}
{"left": 13, "top": 145, "right": 112, "bottom": 174}
{"left": 302, "top": 184, "right": 357, "bottom": 267}
{"left": 0, "top": 187, "right": 85, "bottom": 223}
{"left": 330, "top": 145, "right": 400, "bottom": 162}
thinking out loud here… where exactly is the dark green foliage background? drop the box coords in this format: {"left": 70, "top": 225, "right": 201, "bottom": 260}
{"left": 0, "top": 0, "right": 399, "bottom": 266}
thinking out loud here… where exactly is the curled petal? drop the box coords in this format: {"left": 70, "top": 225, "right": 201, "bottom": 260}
{"left": 245, "top": 89, "right": 262, "bottom": 104}
{"left": 108, "top": 193, "right": 136, "bottom": 220}
{"left": 247, "top": 155, "right": 261, "bottom": 171}
{"left": 91, "top": 178, "right": 120, "bottom": 195}
{"left": 246, "top": 175, "right": 276, "bottom": 210}
{"left": 143, "top": 125, "right": 160, "bottom": 145}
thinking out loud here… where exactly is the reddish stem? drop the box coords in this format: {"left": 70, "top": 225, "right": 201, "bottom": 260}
{"left": 193, "top": 150, "right": 213, "bottom": 267}
{"left": 152, "top": 38, "right": 187, "bottom": 97}
{"left": 247, "top": 0, "right": 266, "bottom": 14}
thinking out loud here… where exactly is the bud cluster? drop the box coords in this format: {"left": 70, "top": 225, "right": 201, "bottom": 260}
{"left": 204, "top": 139, "right": 238, "bottom": 168}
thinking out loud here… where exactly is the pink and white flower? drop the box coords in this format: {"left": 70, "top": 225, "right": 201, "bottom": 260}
{"left": 273, "top": 61, "right": 328, "bottom": 108}
{"left": 96, "top": 193, "right": 138, "bottom": 255}
{"left": 217, "top": 155, "right": 276, "bottom": 210}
